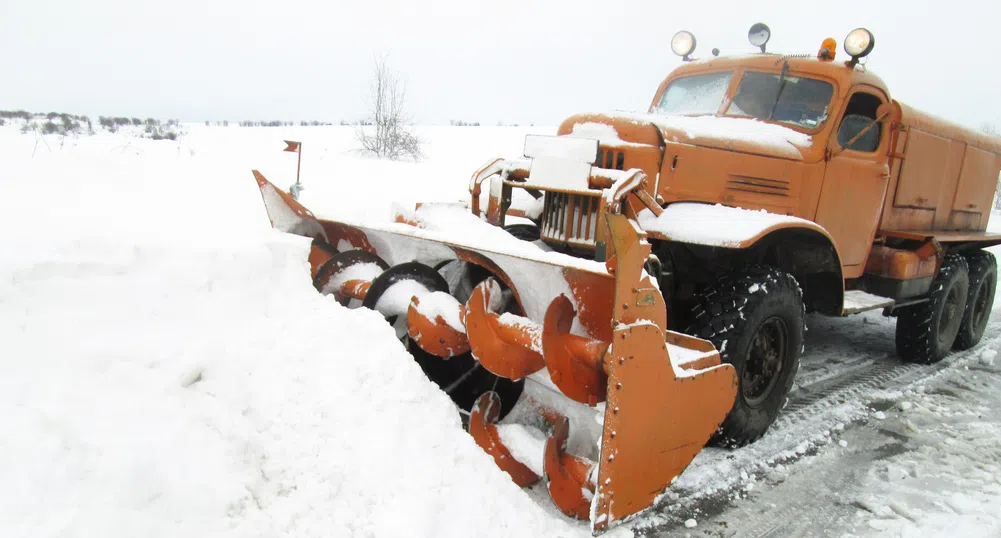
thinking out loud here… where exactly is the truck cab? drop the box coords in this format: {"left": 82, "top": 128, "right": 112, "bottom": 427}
{"left": 472, "top": 25, "right": 1001, "bottom": 447}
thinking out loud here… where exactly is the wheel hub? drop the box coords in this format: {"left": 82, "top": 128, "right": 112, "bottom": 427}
{"left": 742, "top": 316, "right": 788, "bottom": 407}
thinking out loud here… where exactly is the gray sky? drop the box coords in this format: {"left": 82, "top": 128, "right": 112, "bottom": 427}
{"left": 2, "top": 0, "right": 999, "bottom": 128}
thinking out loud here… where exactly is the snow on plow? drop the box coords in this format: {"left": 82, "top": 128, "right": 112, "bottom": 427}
{"left": 252, "top": 170, "right": 736, "bottom": 532}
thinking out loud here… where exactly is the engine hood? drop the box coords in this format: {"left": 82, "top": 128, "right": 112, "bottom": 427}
{"left": 559, "top": 112, "right": 817, "bottom": 162}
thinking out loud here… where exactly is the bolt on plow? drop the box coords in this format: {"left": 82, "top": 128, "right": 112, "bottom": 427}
{"left": 252, "top": 166, "right": 737, "bottom": 532}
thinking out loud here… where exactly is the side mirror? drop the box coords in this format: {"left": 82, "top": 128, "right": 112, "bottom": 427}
{"left": 876, "top": 102, "right": 901, "bottom": 124}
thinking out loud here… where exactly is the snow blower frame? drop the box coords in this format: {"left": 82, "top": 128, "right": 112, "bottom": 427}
{"left": 252, "top": 149, "right": 737, "bottom": 531}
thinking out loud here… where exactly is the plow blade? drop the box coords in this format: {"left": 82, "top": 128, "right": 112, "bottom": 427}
{"left": 253, "top": 170, "right": 737, "bottom": 532}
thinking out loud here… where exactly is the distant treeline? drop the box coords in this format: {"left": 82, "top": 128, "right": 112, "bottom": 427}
{"left": 198, "top": 119, "right": 518, "bottom": 127}
{"left": 206, "top": 120, "right": 358, "bottom": 127}
{"left": 1, "top": 109, "right": 183, "bottom": 140}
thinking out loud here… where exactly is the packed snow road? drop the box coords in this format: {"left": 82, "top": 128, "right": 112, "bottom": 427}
{"left": 639, "top": 304, "right": 1001, "bottom": 537}
{"left": 1, "top": 125, "right": 998, "bottom": 537}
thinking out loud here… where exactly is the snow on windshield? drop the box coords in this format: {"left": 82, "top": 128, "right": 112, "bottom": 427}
{"left": 653, "top": 72, "right": 732, "bottom": 116}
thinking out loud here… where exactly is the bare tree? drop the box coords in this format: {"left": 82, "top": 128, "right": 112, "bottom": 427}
{"left": 982, "top": 124, "right": 1001, "bottom": 210}
{"left": 356, "top": 56, "right": 423, "bottom": 161}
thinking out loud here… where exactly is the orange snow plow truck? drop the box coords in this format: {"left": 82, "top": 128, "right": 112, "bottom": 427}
{"left": 253, "top": 25, "right": 1001, "bottom": 532}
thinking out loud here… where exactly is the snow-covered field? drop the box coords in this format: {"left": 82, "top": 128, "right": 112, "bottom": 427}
{"left": 2, "top": 125, "right": 999, "bottom": 537}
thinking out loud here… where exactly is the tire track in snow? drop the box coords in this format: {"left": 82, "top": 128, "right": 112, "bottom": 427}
{"left": 633, "top": 311, "right": 1001, "bottom": 537}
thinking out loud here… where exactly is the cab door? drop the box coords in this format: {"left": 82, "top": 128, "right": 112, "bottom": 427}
{"left": 814, "top": 86, "right": 891, "bottom": 279}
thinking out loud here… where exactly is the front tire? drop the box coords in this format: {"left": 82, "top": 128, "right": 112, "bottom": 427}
{"left": 688, "top": 267, "right": 805, "bottom": 447}
{"left": 953, "top": 250, "right": 996, "bottom": 351}
{"left": 895, "top": 254, "right": 969, "bottom": 363}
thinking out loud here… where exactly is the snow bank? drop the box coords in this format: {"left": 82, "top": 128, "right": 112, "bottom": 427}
{"left": 0, "top": 126, "right": 591, "bottom": 538}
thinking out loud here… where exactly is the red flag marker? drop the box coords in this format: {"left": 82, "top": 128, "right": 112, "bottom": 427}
{"left": 283, "top": 140, "right": 303, "bottom": 198}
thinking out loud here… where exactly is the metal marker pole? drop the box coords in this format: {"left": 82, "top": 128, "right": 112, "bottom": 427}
{"left": 296, "top": 142, "right": 302, "bottom": 187}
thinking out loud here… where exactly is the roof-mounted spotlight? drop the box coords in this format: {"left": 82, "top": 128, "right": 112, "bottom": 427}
{"left": 748, "top": 23, "right": 771, "bottom": 53}
{"left": 844, "top": 28, "right": 875, "bottom": 67}
{"left": 671, "top": 30, "right": 697, "bottom": 61}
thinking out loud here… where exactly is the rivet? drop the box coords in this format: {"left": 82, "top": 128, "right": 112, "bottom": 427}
{"left": 616, "top": 383, "right": 622, "bottom": 390}
{"left": 613, "top": 407, "right": 619, "bottom": 414}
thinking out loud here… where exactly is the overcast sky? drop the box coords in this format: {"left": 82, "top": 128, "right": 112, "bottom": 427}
{"left": 2, "top": 0, "right": 999, "bottom": 128}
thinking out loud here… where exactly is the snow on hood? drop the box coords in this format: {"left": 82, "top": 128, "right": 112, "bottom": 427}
{"left": 566, "top": 122, "right": 653, "bottom": 149}
{"left": 602, "top": 111, "right": 813, "bottom": 160}
{"left": 638, "top": 203, "right": 815, "bottom": 248}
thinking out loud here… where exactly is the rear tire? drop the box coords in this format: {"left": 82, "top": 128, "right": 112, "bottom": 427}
{"left": 895, "top": 254, "right": 969, "bottom": 363}
{"left": 953, "top": 250, "right": 996, "bottom": 351}
{"left": 688, "top": 267, "right": 804, "bottom": 447}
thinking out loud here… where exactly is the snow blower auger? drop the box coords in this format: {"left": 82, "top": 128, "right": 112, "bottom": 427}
{"left": 252, "top": 167, "right": 737, "bottom": 532}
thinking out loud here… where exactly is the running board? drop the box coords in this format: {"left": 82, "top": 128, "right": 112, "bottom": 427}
{"left": 841, "top": 290, "right": 895, "bottom": 316}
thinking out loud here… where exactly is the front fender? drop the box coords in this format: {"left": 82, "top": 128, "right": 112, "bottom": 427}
{"left": 639, "top": 202, "right": 845, "bottom": 315}
{"left": 637, "top": 202, "right": 837, "bottom": 249}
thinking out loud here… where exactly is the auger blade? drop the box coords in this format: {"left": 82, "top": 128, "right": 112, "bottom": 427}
{"left": 407, "top": 292, "right": 469, "bottom": 358}
{"left": 253, "top": 171, "right": 739, "bottom": 534}
{"left": 468, "top": 392, "right": 540, "bottom": 487}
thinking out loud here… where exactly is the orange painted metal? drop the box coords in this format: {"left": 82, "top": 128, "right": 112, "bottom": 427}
{"left": 590, "top": 215, "right": 738, "bottom": 531}
{"left": 664, "top": 330, "right": 723, "bottom": 372}
{"left": 543, "top": 415, "right": 596, "bottom": 519}
{"left": 464, "top": 278, "right": 545, "bottom": 380}
{"left": 468, "top": 392, "right": 540, "bottom": 487}
{"left": 864, "top": 244, "right": 940, "bottom": 281}
{"left": 254, "top": 170, "right": 741, "bottom": 530}
{"left": 307, "top": 240, "right": 336, "bottom": 281}
{"left": 603, "top": 216, "right": 667, "bottom": 330}
{"left": 563, "top": 270, "right": 616, "bottom": 343}
{"left": 591, "top": 323, "right": 737, "bottom": 531}
{"left": 542, "top": 295, "right": 608, "bottom": 405}
{"left": 339, "top": 280, "right": 371, "bottom": 301}
{"left": 406, "top": 295, "right": 470, "bottom": 358}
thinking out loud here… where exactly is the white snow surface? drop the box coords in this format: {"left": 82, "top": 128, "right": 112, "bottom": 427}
{"left": 619, "top": 112, "right": 813, "bottom": 159}
{"left": 412, "top": 291, "right": 466, "bottom": 334}
{"left": 567, "top": 122, "right": 651, "bottom": 149}
{"left": 638, "top": 203, "right": 817, "bottom": 248}
{"left": 495, "top": 423, "right": 547, "bottom": 477}
{"left": 4, "top": 122, "right": 1000, "bottom": 538}
{"left": 0, "top": 125, "right": 594, "bottom": 538}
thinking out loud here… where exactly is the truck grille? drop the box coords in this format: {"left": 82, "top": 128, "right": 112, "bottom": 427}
{"left": 540, "top": 192, "right": 602, "bottom": 249}
{"left": 596, "top": 148, "right": 625, "bottom": 170}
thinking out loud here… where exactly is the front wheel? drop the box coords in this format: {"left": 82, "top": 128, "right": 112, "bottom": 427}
{"left": 688, "top": 267, "right": 805, "bottom": 447}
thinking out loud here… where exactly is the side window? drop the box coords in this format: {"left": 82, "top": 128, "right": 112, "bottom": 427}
{"left": 837, "top": 92, "right": 883, "bottom": 152}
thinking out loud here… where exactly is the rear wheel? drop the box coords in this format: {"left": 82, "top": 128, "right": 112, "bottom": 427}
{"left": 895, "top": 254, "right": 969, "bottom": 364}
{"left": 953, "top": 250, "right": 996, "bottom": 351}
{"left": 688, "top": 267, "right": 804, "bottom": 447}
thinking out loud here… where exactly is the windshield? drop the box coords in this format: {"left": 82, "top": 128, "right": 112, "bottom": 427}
{"left": 653, "top": 72, "right": 732, "bottom": 116}
{"left": 726, "top": 71, "right": 834, "bottom": 129}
